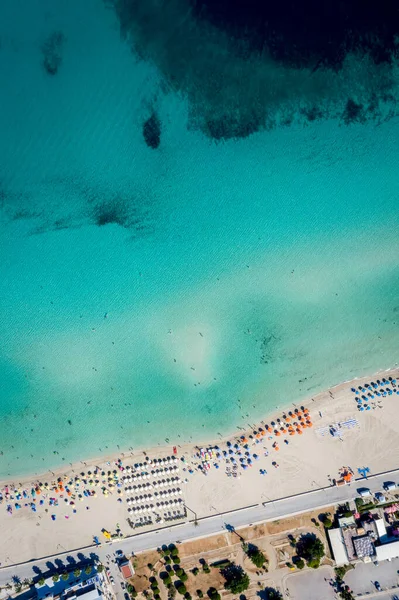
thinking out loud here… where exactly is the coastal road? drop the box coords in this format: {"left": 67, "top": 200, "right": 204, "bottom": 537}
{"left": 1, "top": 469, "right": 398, "bottom": 595}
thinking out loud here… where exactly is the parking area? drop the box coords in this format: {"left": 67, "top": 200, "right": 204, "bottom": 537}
{"left": 285, "top": 566, "right": 336, "bottom": 600}
{"left": 345, "top": 558, "right": 399, "bottom": 596}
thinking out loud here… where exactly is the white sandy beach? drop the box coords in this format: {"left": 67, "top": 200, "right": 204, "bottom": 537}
{"left": 1, "top": 366, "right": 398, "bottom": 565}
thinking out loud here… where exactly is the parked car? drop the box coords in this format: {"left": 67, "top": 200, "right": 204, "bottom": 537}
{"left": 375, "top": 492, "right": 386, "bottom": 503}
{"left": 374, "top": 581, "right": 381, "bottom": 591}
{"left": 358, "top": 487, "right": 371, "bottom": 497}
{"left": 383, "top": 481, "right": 396, "bottom": 491}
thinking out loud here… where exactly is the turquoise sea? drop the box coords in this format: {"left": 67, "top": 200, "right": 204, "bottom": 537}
{"left": 0, "top": 0, "right": 398, "bottom": 478}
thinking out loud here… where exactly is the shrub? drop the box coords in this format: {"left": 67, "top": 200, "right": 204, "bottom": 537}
{"left": 192, "top": 567, "right": 199, "bottom": 576}
{"left": 127, "top": 584, "right": 136, "bottom": 594}
{"left": 148, "top": 564, "right": 154, "bottom": 571}
{"left": 185, "top": 594, "right": 192, "bottom": 600}
{"left": 296, "top": 559, "right": 305, "bottom": 570}
{"left": 202, "top": 563, "right": 210, "bottom": 574}
{"left": 165, "top": 557, "right": 172, "bottom": 564}
{"left": 264, "top": 589, "right": 283, "bottom": 600}
{"left": 307, "top": 558, "right": 320, "bottom": 569}
{"left": 197, "top": 591, "right": 203, "bottom": 598}
{"left": 207, "top": 588, "right": 220, "bottom": 600}
{"left": 210, "top": 560, "right": 231, "bottom": 569}
{"left": 323, "top": 518, "right": 333, "bottom": 529}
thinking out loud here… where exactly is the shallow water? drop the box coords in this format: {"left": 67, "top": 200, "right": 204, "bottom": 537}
{"left": 0, "top": 0, "right": 398, "bottom": 478}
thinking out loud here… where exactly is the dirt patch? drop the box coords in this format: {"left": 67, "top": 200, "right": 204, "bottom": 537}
{"left": 266, "top": 507, "right": 334, "bottom": 535}
{"left": 234, "top": 523, "right": 268, "bottom": 541}
{"left": 130, "top": 550, "right": 162, "bottom": 593}
{"left": 185, "top": 568, "right": 226, "bottom": 597}
{"left": 178, "top": 534, "right": 229, "bottom": 557}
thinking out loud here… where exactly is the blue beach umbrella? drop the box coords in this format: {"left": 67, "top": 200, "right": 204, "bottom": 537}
{"left": 359, "top": 406, "right": 364, "bottom": 411}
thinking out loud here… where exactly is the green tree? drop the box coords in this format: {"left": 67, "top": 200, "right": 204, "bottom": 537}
{"left": 85, "top": 566, "right": 92, "bottom": 575}
{"left": 207, "top": 588, "right": 220, "bottom": 600}
{"left": 180, "top": 573, "right": 188, "bottom": 583}
{"left": 173, "top": 557, "right": 181, "bottom": 564}
{"left": 176, "top": 582, "right": 186, "bottom": 595}
{"left": 161, "top": 572, "right": 172, "bottom": 585}
{"left": 61, "top": 572, "right": 69, "bottom": 581}
{"left": 96, "top": 565, "right": 104, "bottom": 573}
{"left": 196, "top": 591, "right": 203, "bottom": 598}
{"left": 52, "top": 574, "right": 60, "bottom": 583}
{"left": 38, "top": 577, "right": 45, "bottom": 586}
{"left": 323, "top": 518, "right": 333, "bottom": 529}
{"left": 222, "top": 565, "right": 250, "bottom": 595}
{"left": 295, "top": 559, "right": 305, "bottom": 570}
{"left": 171, "top": 548, "right": 179, "bottom": 557}
{"left": 243, "top": 544, "right": 266, "bottom": 568}
{"left": 296, "top": 534, "right": 325, "bottom": 564}
{"left": 192, "top": 568, "right": 199, "bottom": 576}
{"left": 73, "top": 568, "right": 81, "bottom": 578}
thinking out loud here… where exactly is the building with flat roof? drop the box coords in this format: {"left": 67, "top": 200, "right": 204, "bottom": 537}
{"left": 328, "top": 528, "right": 349, "bottom": 566}
{"left": 375, "top": 518, "right": 388, "bottom": 543}
{"left": 376, "top": 540, "right": 399, "bottom": 562}
{"left": 35, "top": 571, "right": 105, "bottom": 600}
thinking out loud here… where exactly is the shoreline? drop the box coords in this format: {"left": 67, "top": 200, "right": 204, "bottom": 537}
{"left": 2, "top": 364, "right": 399, "bottom": 565}
{"left": 1, "top": 363, "right": 397, "bottom": 488}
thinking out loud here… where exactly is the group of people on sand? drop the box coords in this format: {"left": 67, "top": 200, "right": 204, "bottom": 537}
{"left": 1, "top": 405, "right": 315, "bottom": 521}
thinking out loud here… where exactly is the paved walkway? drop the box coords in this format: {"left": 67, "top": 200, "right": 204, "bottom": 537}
{"left": 1, "top": 468, "right": 399, "bottom": 596}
